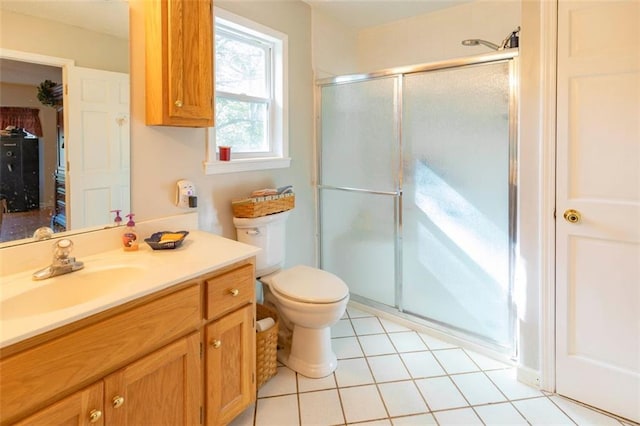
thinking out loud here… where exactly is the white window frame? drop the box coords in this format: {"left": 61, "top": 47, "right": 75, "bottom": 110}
{"left": 204, "top": 8, "right": 290, "bottom": 174}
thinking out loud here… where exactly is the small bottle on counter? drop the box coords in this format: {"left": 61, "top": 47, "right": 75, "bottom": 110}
{"left": 122, "top": 213, "right": 139, "bottom": 251}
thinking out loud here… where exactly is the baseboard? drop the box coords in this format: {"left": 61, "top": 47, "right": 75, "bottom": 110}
{"left": 517, "top": 365, "right": 541, "bottom": 389}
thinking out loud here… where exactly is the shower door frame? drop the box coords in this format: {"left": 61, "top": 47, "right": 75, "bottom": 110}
{"left": 316, "top": 49, "right": 519, "bottom": 355}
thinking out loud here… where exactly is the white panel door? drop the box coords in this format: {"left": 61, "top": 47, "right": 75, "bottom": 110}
{"left": 66, "top": 66, "right": 130, "bottom": 229}
{"left": 556, "top": 1, "right": 640, "bottom": 422}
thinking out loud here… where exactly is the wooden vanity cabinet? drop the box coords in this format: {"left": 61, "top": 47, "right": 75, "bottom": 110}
{"left": 13, "top": 382, "right": 104, "bottom": 426}
{"left": 103, "top": 332, "right": 201, "bottom": 425}
{"left": 0, "top": 284, "right": 202, "bottom": 426}
{"left": 204, "top": 264, "right": 256, "bottom": 425}
{"left": 0, "top": 259, "right": 257, "bottom": 426}
{"left": 14, "top": 333, "right": 200, "bottom": 426}
{"left": 145, "top": 0, "right": 214, "bottom": 127}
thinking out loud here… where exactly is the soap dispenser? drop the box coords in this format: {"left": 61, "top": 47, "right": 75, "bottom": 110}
{"left": 111, "top": 209, "right": 123, "bottom": 226}
{"left": 122, "top": 213, "right": 139, "bottom": 251}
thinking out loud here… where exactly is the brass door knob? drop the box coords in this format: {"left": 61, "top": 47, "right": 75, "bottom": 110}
{"left": 174, "top": 100, "right": 183, "bottom": 107}
{"left": 563, "top": 209, "right": 581, "bottom": 223}
{"left": 112, "top": 395, "right": 125, "bottom": 409}
{"left": 89, "top": 409, "right": 102, "bottom": 423}
{"left": 212, "top": 339, "right": 222, "bottom": 349}
{"left": 229, "top": 288, "right": 239, "bottom": 296}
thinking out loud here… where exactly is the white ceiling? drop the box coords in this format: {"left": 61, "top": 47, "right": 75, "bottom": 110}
{"left": 303, "top": 0, "right": 472, "bottom": 29}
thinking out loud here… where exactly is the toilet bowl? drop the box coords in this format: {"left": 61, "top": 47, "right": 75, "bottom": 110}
{"left": 261, "top": 265, "right": 349, "bottom": 378}
{"left": 233, "top": 211, "right": 350, "bottom": 378}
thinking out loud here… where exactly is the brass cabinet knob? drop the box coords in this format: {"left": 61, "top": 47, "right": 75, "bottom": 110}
{"left": 112, "top": 395, "right": 125, "bottom": 409}
{"left": 563, "top": 209, "right": 581, "bottom": 224}
{"left": 89, "top": 409, "right": 102, "bottom": 423}
{"left": 229, "top": 288, "right": 239, "bottom": 296}
{"left": 212, "top": 339, "right": 222, "bottom": 349}
{"left": 175, "top": 100, "right": 183, "bottom": 107}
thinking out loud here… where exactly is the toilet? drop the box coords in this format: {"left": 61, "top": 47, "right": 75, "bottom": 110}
{"left": 233, "top": 210, "right": 349, "bottom": 378}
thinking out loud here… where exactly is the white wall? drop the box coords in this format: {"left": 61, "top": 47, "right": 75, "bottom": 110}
{"left": 129, "top": 0, "right": 316, "bottom": 269}
{"left": 311, "top": 8, "right": 359, "bottom": 79}
{"left": 357, "top": 0, "right": 521, "bottom": 71}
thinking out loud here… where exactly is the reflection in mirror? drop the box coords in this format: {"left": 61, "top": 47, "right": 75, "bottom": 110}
{"left": 0, "top": 0, "right": 130, "bottom": 246}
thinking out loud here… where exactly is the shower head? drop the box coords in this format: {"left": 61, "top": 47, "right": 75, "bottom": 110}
{"left": 461, "top": 39, "right": 500, "bottom": 50}
{"left": 462, "top": 26, "right": 521, "bottom": 51}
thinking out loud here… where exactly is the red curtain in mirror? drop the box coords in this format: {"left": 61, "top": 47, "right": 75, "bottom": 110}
{"left": 0, "top": 107, "right": 43, "bottom": 136}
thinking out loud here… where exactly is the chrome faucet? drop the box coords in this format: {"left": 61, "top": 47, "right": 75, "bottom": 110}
{"left": 32, "top": 239, "right": 85, "bottom": 280}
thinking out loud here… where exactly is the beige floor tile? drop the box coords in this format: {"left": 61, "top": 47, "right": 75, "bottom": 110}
{"left": 378, "top": 381, "right": 428, "bottom": 417}
{"left": 335, "top": 357, "right": 374, "bottom": 387}
{"left": 433, "top": 407, "right": 483, "bottom": 425}
{"left": 255, "top": 394, "right": 299, "bottom": 426}
{"left": 299, "top": 389, "right": 344, "bottom": 426}
{"left": 258, "top": 366, "right": 297, "bottom": 398}
{"left": 368, "top": 354, "right": 411, "bottom": 383}
{"left": 340, "top": 384, "right": 388, "bottom": 423}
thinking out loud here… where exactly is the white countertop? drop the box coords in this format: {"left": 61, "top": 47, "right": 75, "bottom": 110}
{"left": 0, "top": 230, "right": 260, "bottom": 349}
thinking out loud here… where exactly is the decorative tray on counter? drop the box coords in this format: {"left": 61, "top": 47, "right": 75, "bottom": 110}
{"left": 144, "top": 231, "right": 189, "bottom": 250}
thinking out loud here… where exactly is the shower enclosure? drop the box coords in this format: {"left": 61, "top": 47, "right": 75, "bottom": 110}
{"left": 317, "top": 50, "right": 518, "bottom": 354}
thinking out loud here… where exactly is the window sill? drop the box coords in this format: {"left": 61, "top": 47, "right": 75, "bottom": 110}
{"left": 203, "top": 157, "right": 291, "bottom": 175}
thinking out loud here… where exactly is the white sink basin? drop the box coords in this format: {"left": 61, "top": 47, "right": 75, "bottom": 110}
{"left": 1, "top": 265, "right": 147, "bottom": 320}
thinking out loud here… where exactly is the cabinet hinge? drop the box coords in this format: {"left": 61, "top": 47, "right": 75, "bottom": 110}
{"left": 252, "top": 372, "right": 255, "bottom": 384}
{"left": 64, "top": 84, "right": 68, "bottom": 95}
{"left": 200, "top": 342, "right": 203, "bottom": 359}
{"left": 553, "top": 209, "right": 556, "bottom": 219}
{"left": 200, "top": 406, "right": 204, "bottom": 424}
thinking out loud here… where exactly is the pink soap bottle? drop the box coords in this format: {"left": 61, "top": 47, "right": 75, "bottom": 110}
{"left": 122, "top": 213, "right": 139, "bottom": 251}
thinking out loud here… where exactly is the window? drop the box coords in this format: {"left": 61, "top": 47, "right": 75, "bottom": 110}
{"left": 205, "top": 8, "right": 289, "bottom": 174}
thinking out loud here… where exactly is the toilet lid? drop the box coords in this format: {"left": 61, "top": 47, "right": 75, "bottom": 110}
{"left": 268, "top": 265, "right": 349, "bottom": 303}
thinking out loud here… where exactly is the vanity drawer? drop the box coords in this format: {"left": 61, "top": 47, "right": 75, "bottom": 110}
{"left": 0, "top": 284, "right": 201, "bottom": 425}
{"left": 205, "top": 264, "right": 255, "bottom": 320}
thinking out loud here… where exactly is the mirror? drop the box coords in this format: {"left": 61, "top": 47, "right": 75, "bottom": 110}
{"left": 0, "top": 0, "right": 130, "bottom": 246}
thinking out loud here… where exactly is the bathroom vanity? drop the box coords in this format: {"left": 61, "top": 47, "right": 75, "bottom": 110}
{"left": 0, "top": 228, "right": 259, "bottom": 426}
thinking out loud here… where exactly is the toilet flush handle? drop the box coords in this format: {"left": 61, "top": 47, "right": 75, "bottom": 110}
{"left": 246, "top": 228, "right": 260, "bottom": 235}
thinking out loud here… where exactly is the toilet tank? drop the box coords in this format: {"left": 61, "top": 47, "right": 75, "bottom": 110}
{"left": 233, "top": 210, "right": 290, "bottom": 277}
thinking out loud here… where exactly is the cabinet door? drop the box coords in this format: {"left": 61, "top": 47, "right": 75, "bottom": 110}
{"left": 104, "top": 333, "right": 201, "bottom": 425}
{"left": 14, "top": 382, "right": 104, "bottom": 426}
{"left": 145, "top": 0, "right": 213, "bottom": 127}
{"left": 206, "top": 305, "right": 255, "bottom": 425}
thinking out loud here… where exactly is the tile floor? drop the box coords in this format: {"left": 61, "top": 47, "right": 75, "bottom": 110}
{"left": 231, "top": 306, "right": 636, "bottom": 426}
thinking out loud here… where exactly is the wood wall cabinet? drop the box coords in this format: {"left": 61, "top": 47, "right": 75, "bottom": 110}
{"left": 205, "top": 264, "right": 256, "bottom": 425}
{"left": 145, "top": 0, "right": 214, "bottom": 127}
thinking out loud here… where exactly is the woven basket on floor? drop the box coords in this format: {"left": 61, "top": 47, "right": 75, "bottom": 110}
{"left": 256, "top": 304, "right": 279, "bottom": 388}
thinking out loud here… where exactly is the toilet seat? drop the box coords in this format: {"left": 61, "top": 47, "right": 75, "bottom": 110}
{"left": 263, "top": 265, "right": 348, "bottom": 304}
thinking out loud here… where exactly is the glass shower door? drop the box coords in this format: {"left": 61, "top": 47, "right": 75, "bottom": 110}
{"left": 401, "top": 62, "right": 515, "bottom": 349}
{"left": 319, "top": 76, "right": 400, "bottom": 307}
